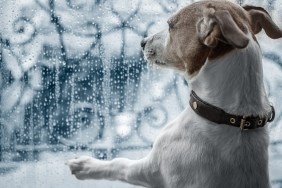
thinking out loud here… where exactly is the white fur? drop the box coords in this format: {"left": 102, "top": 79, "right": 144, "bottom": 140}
{"left": 67, "top": 5, "right": 273, "bottom": 188}
{"left": 191, "top": 34, "right": 271, "bottom": 116}
{"left": 67, "top": 36, "right": 271, "bottom": 188}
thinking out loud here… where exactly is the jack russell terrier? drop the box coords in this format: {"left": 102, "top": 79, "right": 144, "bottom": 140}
{"left": 67, "top": 0, "right": 282, "bottom": 187}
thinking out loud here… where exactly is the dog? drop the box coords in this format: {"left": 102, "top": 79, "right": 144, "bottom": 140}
{"left": 67, "top": 0, "right": 282, "bottom": 187}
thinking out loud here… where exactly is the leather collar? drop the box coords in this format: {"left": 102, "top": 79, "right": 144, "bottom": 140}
{"left": 189, "top": 90, "right": 275, "bottom": 130}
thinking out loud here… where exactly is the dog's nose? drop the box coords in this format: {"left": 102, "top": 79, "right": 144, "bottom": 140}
{"left": 140, "top": 39, "right": 147, "bottom": 50}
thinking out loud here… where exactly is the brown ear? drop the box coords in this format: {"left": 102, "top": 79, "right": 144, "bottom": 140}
{"left": 197, "top": 9, "right": 249, "bottom": 49}
{"left": 214, "top": 10, "right": 249, "bottom": 48}
{"left": 243, "top": 5, "right": 282, "bottom": 39}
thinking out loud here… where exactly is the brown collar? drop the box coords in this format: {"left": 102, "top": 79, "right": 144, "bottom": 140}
{"left": 189, "top": 90, "right": 275, "bottom": 130}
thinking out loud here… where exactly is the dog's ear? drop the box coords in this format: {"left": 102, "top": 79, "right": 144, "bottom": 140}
{"left": 197, "top": 9, "right": 249, "bottom": 49}
{"left": 197, "top": 16, "right": 220, "bottom": 48}
{"left": 214, "top": 10, "right": 250, "bottom": 48}
{"left": 243, "top": 5, "right": 282, "bottom": 39}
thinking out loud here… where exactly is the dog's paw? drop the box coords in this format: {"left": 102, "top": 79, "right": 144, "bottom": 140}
{"left": 67, "top": 156, "right": 102, "bottom": 180}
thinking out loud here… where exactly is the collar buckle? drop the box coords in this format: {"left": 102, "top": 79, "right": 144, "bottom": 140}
{"left": 240, "top": 116, "right": 251, "bottom": 130}
{"left": 240, "top": 117, "right": 245, "bottom": 130}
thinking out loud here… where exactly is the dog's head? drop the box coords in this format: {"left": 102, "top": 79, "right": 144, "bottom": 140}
{"left": 141, "top": 0, "right": 282, "bottom": 77}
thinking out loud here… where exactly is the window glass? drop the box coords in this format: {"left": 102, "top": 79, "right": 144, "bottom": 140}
{"left": 0, "top": 0, "right": 281, "bottom": 187}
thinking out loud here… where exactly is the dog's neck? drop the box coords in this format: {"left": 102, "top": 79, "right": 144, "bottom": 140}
{"left": 189, "top": 39, "right": 271, "bottom": 116}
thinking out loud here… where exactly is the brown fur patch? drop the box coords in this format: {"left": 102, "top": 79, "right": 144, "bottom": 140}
{"left": 145, "top": 1, "right": 271, "bottom": 76}
{"left": 166, "top": 0, "right": 254, "bottom": 75}
{"left": 188, "top": 45, "right": 211, "bottom": 75}
{"left": 208, "top": 42, "right": 234, "bottom": 60}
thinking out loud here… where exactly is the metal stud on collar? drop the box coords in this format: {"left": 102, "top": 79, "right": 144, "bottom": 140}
{"left": 193, "top": 102, "right": 198, "bottom": 109}
{"left": 230, "top": 118, "right": 236, "bottom": 124}
{"left": 258, "top": 119, "right": 263, "bottom": 125}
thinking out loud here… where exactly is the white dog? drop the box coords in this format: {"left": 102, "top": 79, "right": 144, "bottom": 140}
{"left": 67, "top": 1, "right": 282, "bottom": 187}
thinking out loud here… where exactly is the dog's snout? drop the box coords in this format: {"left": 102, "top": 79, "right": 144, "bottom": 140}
{"left": 140, "top": 39, "right": 147, "bottom": 50}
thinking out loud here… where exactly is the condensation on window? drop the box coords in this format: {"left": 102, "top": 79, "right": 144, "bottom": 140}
{"left": 0, "top": 0, "right": 281, "bottom": 187}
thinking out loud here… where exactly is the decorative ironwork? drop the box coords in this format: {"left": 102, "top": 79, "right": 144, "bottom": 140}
{"left": 0, "top": 0, "right": 281, "bottom": 186}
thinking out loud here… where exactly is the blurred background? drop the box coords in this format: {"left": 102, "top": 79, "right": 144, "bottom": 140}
{"left": 0, "top": 0, "right": 281, "bottom": 187}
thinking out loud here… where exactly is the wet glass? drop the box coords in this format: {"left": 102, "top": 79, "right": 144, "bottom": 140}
{"left": 0, "top": 0, "right": 281, "bottom": 187}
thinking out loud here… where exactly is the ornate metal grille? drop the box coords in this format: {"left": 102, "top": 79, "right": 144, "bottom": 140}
{"left": 0, "top": 0, "right": 281, "bottom": 187}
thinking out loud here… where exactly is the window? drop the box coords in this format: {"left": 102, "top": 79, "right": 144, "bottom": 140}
{"left": 0, "top": 0, "right": 281, "bottom": 187}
